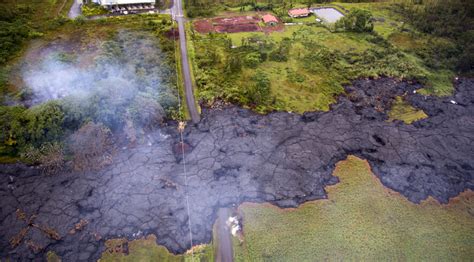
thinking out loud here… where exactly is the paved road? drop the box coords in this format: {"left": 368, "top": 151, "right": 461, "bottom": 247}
{"left": 68, "top": 0, "right": 81, "bottom": 19}
{"left": 215, "top": 208, "right": 234, "bottom": 262}
{"left": 172, "top": 0, "right": 201, "bottom": 123}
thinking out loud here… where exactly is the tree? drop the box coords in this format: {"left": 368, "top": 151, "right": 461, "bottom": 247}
{"left": 269, "top": 39, "right": 291, "bottom": 62}
{"left": 249, "top": 70, "right": 271, "bottom": 105}
{"left": 226, "top": 54, "right": 242, "bottom": 73}
{"left": 0, "top": 105, "right": 26, "bottom": 155}
{"left": 0, "top": 5, "right": 32, "bottom": 64}
{"left": 23, "top": 101, "right": 65, "bottom": 147}
{"left": 243, "top": 52, "right": 261, "bottom": 68}
{"left": 336, "top": 8, "right": 374, "bottom": 33}
{"left": 398, "top": 0, "right": 474, "bottom": 74}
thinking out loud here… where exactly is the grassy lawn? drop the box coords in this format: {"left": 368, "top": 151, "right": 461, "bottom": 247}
{"left": 388, "top": 96, "right": 427, "bottom": 124}
{"left": 223, "top": 25, "right": 376, "bottom": 112}
{"left": 98, "top": 235, "right": 213, "bottom": 262}
{"left": 234, "top": 156, "right": 474, "bottom": 261}
{"left": 227, "top": 26, "right": 373, "bottom": 52}
{"left": 240, "top": 58, "right": 345, "bottom": 112}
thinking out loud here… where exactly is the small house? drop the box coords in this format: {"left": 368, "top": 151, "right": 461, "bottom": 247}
{"left": 288, "top": 8, "right": 310, "bottom": 18}
{"left": 262, "top": 14, "right": 278, "bottom": 26}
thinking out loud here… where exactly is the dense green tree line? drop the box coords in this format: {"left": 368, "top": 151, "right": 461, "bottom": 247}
{"left": 0, "top": 6, "right": 33, "bottom": 64}
{"left": 0, "top": 102, "right": 64, "bottom": 156}
{"left": 395, "top": 0, "right": 474, "bottom": 74}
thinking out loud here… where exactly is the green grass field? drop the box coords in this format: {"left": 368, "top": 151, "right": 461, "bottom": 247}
{"left": 98, "top": 235, "right": 213, "bottom": 262}
{"left": 234, "top": 156, "right": 474, "bottom": 261}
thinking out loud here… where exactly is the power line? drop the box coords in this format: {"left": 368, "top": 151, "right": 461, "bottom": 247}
{"left": 171, "top": 8, "right": 195, "bottom": 260}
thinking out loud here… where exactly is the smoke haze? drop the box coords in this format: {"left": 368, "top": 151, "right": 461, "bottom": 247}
{"left": 22, "top": 30, "right": 178, "bottom": 129}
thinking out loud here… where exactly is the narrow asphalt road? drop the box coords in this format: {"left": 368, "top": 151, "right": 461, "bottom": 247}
{"left": 216, "top": 208, "right": 234, "bottom": 262}
{"left": 68, "top": 0, "right": 81, "bottom": 19}
{"left": 172, "top": 0, "right": 201, "bottom": 123}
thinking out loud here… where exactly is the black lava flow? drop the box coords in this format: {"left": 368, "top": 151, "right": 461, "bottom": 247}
{"left": 1, "top": 78, "right": 473, "bottom": 261}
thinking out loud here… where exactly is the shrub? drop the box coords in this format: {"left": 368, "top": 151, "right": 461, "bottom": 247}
{"left": 69, "top": 122, "right": 114, "bottom": 171}
{"left": 21, "top": 142, "right": 65, "bottom": 175}
{"left": 74, "top": 16, "right": 86, "bottom": 25}
{"left": 0, "top": 105, "right": 26, "bottom": 155}
{"left": 243, "top": 52, "right": 262, "bottom": 68}
{"left": 81, "top": 3, "right": 109, "bottom": 17}
{"left": 248, "top": 70, "right": 271, "bottom": 105}
{"left": 335, "top": 8, "right": 373, "bottom": 33}
{"left": 23, "top": 101, "right": 65, "bottom": 147}
{"left": 269, "top": 39, "right": 291, "bottom": 62}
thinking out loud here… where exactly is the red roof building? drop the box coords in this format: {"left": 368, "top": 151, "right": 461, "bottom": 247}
{"left": 262, "top": 14, "right": 278, "bottom": 25}
{"left": 288, "top": 8, "right": 310, "bottom": 18}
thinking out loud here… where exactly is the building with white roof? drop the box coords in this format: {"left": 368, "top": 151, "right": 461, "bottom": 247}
{"left": 78, "top": 0, "right": 155, "bottom": 9}
{"left": 97, "top": 0, "right": 155, "bottom": 5}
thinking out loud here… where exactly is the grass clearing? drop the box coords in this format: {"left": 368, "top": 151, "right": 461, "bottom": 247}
{"left": 98, "top": 235, "right": 213, "bottom": 262}
{"left": 234, "top": 155, "right": 474, "bottom": 261}
{"left": 227, "top": 25, "right": 373, "bottom": 52}
{"left": 388, "top": 96, "right": 427, "bottom": 124}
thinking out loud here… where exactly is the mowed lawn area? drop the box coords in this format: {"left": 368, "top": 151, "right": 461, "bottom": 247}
{"left": 233, "top": 156, "right": 474, "bottom": 261}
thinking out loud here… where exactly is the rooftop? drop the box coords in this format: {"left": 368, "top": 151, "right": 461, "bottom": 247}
{"left": 288, "top": 8, "right": 310, "bottom": 16}
{"left": 98, "top": 0, "right": 155, "bottom": 5}
{"left": 262, "top": 14, "right": 278, "bottom": 24}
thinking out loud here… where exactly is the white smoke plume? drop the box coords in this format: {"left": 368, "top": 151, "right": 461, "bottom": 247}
{"left": 21, "top": 30, "right": 178, "bottom": 130}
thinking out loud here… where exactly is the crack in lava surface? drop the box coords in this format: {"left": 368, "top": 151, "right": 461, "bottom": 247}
{"left": 1, "top": 78, "right": 473, "bottom": 261}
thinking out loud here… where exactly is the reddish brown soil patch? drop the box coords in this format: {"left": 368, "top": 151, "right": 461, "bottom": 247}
{"left": 215, "top": 23, "right": 260, "bottom": 33}
{"left": 194, "top": 20, "right": 214, "bottom": 34}
{"left": 262, "top": 23, "right": 284, "bottom": 33}
{"left": 194, "top": 15, "right": 269, "bottom": 34}
{"left": 213, "top": 15, "right": 260, "bottom": 25}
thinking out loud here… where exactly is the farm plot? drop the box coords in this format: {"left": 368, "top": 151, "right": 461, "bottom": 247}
{"left": 194, "top": 15, "right": 283, "bottom": 34}
{"left": 194, "top": 15, "right": 261, "bottom": 33}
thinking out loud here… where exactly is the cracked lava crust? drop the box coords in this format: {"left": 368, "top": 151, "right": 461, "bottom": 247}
{"left": 1, "top": 78, "right": 473, "bottom": 261}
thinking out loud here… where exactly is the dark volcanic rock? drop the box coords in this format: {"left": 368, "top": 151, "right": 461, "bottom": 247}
{"left": 1, "top": 78, "right": 473, "bottom": 261}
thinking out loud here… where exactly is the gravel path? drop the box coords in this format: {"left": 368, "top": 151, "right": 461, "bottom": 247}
{"left": 1, "top": 78, "right": 473, "bottom": 261}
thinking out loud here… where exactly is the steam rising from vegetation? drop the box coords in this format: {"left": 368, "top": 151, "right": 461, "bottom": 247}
{"left": 24, "top": 30, "right": 178, "bottom": 128}
{"left": 0, "top": 28, "right": 178, "bottom": 168}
